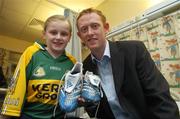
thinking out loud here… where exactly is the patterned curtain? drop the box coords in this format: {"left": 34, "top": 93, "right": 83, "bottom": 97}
{"left": 64, "top": 9, "right": 82, "bottom": 62}
{"left": 110, "top": 10, "right": 180, "bottom": 102}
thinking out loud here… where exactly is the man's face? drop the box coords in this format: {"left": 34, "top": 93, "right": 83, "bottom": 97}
{"left": 77, "top": 13, "right": 109, "bottom": 52}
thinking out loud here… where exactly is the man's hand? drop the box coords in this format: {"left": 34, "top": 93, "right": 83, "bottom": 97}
{"left": 78, "top": 97, "right": 86, "bottom": 107}
{"left": 78, "top": 97, "right": 100, "bottom": 107}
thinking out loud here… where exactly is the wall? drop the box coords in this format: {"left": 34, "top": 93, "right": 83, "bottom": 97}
{"left": 0, "top": 35, "right": 32, "bottom": 88}
{"left": 0, "top": 35, "right": 32, "bottom": 53}
{"left": 97, "top": 0, "right": 165, "bottom": 28}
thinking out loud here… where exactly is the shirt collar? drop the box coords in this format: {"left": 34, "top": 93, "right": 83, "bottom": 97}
{"left": 91, "top": 40, "right": 111, "bottom": 62}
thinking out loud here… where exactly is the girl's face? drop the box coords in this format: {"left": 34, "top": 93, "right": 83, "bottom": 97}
{"left": 43, "top": 20, "right": 71, "bottom": 58}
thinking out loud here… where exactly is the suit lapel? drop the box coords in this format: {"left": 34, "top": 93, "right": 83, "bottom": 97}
{"left": 83, "top": 55, "right": 99, "bottom": 75}
{"left": 109, "top": 41, "right": 124, "bottom": 95}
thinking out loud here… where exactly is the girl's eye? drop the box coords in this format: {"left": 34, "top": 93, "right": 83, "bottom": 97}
{"left": 61, "top": 32, "right": 69, "bottom": 36}
{"left": 49, "top": 30, "right": 57, "bottom": 35}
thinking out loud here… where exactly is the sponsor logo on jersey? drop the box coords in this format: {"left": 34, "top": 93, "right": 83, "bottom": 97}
{"left": 27, "top": 80, "right": 64, "bottom": 104}
{"left": 4, "top": 97, "right": 20, "bottom": 106}
{"left": 33, "top": 67, "right": 45, "bottom": 77}
{"left": 50, "top": 66, "right": 61, "bottom": 71}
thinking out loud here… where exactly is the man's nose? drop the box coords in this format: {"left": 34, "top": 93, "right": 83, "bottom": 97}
{"left": 87, "top": 27, "right": 94, "bottom": 35}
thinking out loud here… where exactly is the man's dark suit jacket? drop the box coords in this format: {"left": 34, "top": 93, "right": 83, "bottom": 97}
{"left": 83, "top": 41, "right": 179, "bottom": 119}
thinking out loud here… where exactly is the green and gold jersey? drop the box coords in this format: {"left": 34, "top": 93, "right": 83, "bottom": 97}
{"left": 1, "top": 42, "right": 76, "bottom": 119}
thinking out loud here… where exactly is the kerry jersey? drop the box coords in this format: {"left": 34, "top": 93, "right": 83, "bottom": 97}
{"left": 1, "top": 42, "right": 76, "bottom": 119}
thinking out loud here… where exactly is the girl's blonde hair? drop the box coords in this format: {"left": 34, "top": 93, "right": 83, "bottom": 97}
{"left": 44, "top": 15, "right": 72, "bottom": 33}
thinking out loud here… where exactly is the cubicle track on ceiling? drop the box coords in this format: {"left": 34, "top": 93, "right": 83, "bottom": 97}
{"left": 107, "top": 0, "right": 180, "bottom": 38}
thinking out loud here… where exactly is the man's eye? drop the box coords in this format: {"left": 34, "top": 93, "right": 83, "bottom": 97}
{"left": 80, "top": 27, "right": 88, "bottom": 33}
{"left": 91, "top": 24, "right": 99, "bottom": 29}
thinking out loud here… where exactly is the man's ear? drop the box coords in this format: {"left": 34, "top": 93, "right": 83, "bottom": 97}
{"left": 77, "top": 31, "right": 81, "bottom": 38}
{"left": 77, "top": 31, "right": 85, "bottom": 44}
{"left": 104, "top": 22, "right": 110, "bottom": 33}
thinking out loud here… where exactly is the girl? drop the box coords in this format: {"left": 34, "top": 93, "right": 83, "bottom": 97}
{"left": 1, "top": 15, "right": 76, "bottom": 119}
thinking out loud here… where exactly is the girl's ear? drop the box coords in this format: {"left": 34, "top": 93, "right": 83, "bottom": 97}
{"left": 68, "top": 33, "right": 71, "bottom": 42}
{"left": 42, "top": 31, "right": 46, "bottom": 39}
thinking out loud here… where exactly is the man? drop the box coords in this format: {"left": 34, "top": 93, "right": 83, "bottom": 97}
{"left": 76, "top": 8, "right": 180, "bottom": 119}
